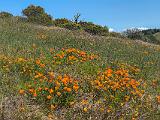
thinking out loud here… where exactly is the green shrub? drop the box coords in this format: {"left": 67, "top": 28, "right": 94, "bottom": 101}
{"left": 22, "top": 5, "right": 52, "bottom": 25}
{"left": 0, "top": 11, "right": 13, "bottom": 18}
{"left": 61, "top": 22, "right": 81, "bottom": 30}
{"left": 79, "top": 21, "right": 109, "bottom": 35}
{"left": 54, "top": 18, "right": 81, "bottom": 30}
{"left": 54, "top": 18, "right": 71, "bottom": 26}
{"left": 109, "top": 32, "right": 125, "bottom": 38}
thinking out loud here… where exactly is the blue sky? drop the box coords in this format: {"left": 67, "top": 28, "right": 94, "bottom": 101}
{"left": 0, "top": 0, "right": 160, "bottom": 31}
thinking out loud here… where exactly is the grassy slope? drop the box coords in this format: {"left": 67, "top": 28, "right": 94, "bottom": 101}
{"left": 0, "top": 18, "right": 160, "bottom": 119}
{"left": 1, "top": 18, "right": 159, "bottom": 80}
{"left": 154, "top": 32, "right": 160, "bottom": 43}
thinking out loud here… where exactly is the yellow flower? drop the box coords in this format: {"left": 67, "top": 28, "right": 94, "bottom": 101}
{"left": 17, "top": 58, "right": 25, "bottom": 62}
{"left": 51, "top": 104, "right": 56, "bottom": 110}
{"left": 83, "top": 107, "right": 88, "bottom": 112}
{"left": 48, "top": 72, "right": 54, "bottom": 78}
{"left": 81, "top": 99, "right": 88, "bottom": 105}
{"left": 55, "top": 86, "right": 59, "bottom": 90}
{"left": 107, "top": 109, "right": 111, "bottom": 113}
{"left": 57, "top": 92, "right": 61, "bottom": 96}
{"left": 125, "top": 95, "right": 130, "bottom": 101}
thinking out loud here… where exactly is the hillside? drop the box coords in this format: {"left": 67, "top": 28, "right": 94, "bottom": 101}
{"left": 0, "top": 18, "right": 160, "bottom": 120}
{"left": 154, "top": 32, "right": 160, "bottom": 43}
{"left": 124, "top": 28, "right": 160, "bottom": 44}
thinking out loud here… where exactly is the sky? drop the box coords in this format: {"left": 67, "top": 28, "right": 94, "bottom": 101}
{"left": 0, "top": 0, "right": 160, "bottom": 31}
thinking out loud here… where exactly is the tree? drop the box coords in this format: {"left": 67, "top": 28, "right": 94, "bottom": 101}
{"left": 22, "top": 5, "right": 52, "bottom": 25}
{"left": 0, "top": 11, "right": 13, "bottom": 18}
{"left": 73, "top": 13, "right": 81, "bottom": 23}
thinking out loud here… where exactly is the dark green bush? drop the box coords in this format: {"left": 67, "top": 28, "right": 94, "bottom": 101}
{"left": 0, "top": 11, "right": 13, "bottom": 18}
{"left": 53, "top": 18, "right": 81, "bottom": 30}
{"left": 79, "top": 21, "right": 109, "bottom": 35}
{"left": 54, "top": 18, "right": 71, "bottom": 26}
{"left": 109, "top": 32, "right": 125, "bottom": 38}
{"left": 61, "top": 22, "right": 81, "bottom": 30}
{"left": 22, "top": 5, "right": 52, "bottom": 25}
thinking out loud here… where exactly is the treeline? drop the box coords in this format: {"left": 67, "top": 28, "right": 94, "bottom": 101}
{"left": 123, "top": 28, "right": 160, "bottom": 44}
{"left": 0, "top": 5, "right": 116, "bottom": 36}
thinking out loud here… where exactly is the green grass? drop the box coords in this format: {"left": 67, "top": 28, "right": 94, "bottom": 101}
{"left": 154, "top": 32, "right": 160, "bottom": 42}
{"left": 1, "top": 18, "right": 159, "bottom": 80}
{"left": 0, "top": 17, "right": 160, "bottom": 120}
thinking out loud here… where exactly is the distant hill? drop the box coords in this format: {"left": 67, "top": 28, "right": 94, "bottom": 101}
{"left": 124, "top": 28, "right": 160, "bottom": 45}
{"left": 154, "top": 32, "right": 160, "bottom": 43}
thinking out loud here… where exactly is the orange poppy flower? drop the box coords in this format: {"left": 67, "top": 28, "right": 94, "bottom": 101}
{"left": 156, "top": 96, "right": 160, "bottom": 104}
{"left": 35, "top": 59, "right": 41, "bottom": 65}
{"left": 33, "top": 92, "right": 37, "bottom": 97}
{"left": 49, "top": 89, "right": 54, "bottom": 94}
{"left": 63, "top": 87, "right": 68, "bottom": 91}
{"left": 73, "top": 84, "right": 79, "bottom": 91}
{"left": 38, "top": 87, "right": 42, "bottom": 91}
{"left": 66, "top": 88, "right": 72, "bottom": 92}
{"left": 29, "top": 89, "right": 34, "bottom": 93}
{"left": 45, "top": 87, "right": 49, "bottom": 91}
{"left": 19, "top": 89, "right": 25, "bottom": 95}
{"left": 62, "top": 77, "right": 69, "bottom": 85}
{"left": 40, "top": 63, "right": 45, "bottom": 68}
{"left": 47, "top": 95, "right": 52, "bottom": 100}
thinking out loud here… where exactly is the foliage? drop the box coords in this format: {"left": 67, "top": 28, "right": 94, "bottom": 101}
{"left": 54, "top": 18, "right": 109, "bottom": 36}
{"left": 124, "top": 28, "right": 160, "bottom": 44}
{"left": 61, "top": 22, "right": 82, "bottom": 30}
{"left": 0, "top": 11, "right": 13, "bottom": 18}
{"left": 79, "top": 21, "right": 109, "bottom": 35}
{"left": 54, "top": 18, "right": 72, "bottom": 26}
{"left": 73, "top": 13, "right": 81, "bottom": 23}
{"left": 0, "top": 18, "right": 160, "bottom": 120}
{"left": 22, "top": 5, "right": 52, "bottom": 25}
{"left": 92, "top": 65, "right": 144, "bottom": 110}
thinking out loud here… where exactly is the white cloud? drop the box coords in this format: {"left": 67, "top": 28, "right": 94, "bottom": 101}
{"left": 137, "top": 27, "right": 149, "bottom": 30}
{"left": 123, "top": 27, "right": 149, "bottom": 32}
{"left": 109, "top": 28, "right": 114, "bottom": 32}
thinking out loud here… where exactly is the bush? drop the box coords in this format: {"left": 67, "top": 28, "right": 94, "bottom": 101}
{"left": 54, "top": 19, "right": 109, "bottom": 35}
{"left": 0, "top": 11, "right": 13, "bottom": 18}
{"left": 79, "top": 21, "right": 109, "bottom": 35}
{"left": 109, "top": 32, "right": 125, "bottom": 38}
{"left": 54, "top": 18, "right": 81, "bottom": 30}
{"left": 61, "top": 22, "right": 82, "bottom": 30}
{"left": 22, "top": 5, "right": 52, "bottom": 25}
{"left": 54, "top": 18, "right": 71, "bottom": 26}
